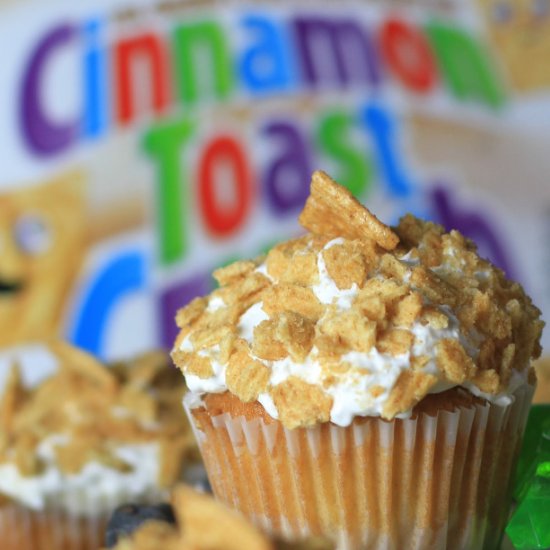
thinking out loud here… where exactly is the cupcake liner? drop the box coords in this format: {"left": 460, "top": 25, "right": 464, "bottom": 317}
{"left": 0, "top": 487, "right": 166, "bottom": 550}
{"left": 185, "top": 385, "right": 533, "bottom": 550}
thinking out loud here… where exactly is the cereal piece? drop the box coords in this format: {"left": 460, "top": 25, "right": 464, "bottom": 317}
{"left": 395, "top": 214, "right": 444, "bottom": 248}
{"left": 359, "top": 278, "right": 408, "bottom": 303}
{"left": 271, "top": 377, "right": 333, "bottom": 429}
{"left": 172, "top": 486, "right": 273, "bottom": 550}
{"left": 158, "top": 436, "right": 189, "bottom": 488}
{"left": 14, "top": 433, "right": 41, "bottom": 476}
{"left": 175, "top": 297, "right": 207, "bottom": 329}
{"left": 213, "top": 260, "right": 259, "bottom": 287}
{"left": 470, "top": 369, "right": 500, "bottom": 393}
{"left": 226, "top": 341, "right": 270, "bottom": 402}
{"left": 382, "top": 370, "right": 437, "bottom": 419}
{"left": 126, "top": 351, "right": 170, "bottom": 388}
{"left": 170, "top": 350, "right": 191, "bottom": 371}
{"left": 280, "top": 250, "right": 319, "bottom": 287}
{"left": 275, "top": 311, "right": 315, "bottom": 362}
{"left": 55, "top": 437, "right": 97, "bottom": 474}
{"left": 299, "top": 171, "right": 399, "bottom": 250}
{"left": 252, "top": 320, "right": 288, "bottom": 361}
{"left": 322, "top": 240, "right": 369, "bottom": 290}
{"left": 435, "top": 339, "right": 476, "bottom": 383}
{"left": 119, "top": 386, "right": 158, "bottom": 424}
{"left": 185, "top": 354, "right": 214, "bottom": 379}
{"left": 377, "top": 329, "right": 414, "bottom": 356}
{"left": 51, "top": 340, "right": 118, "bottom": 392}
{"left": 317, "top": 308, "right": 377, "bottom": 354}
{"left": 410, "top": 267, "right": 457, "bottom": 306}
{"left": 392, "top": 292, "right": 423, "bottom": 327}
{"left": 420, "top": 307, "right": 449, "bottom": 329}
{"left": 191, "top": 324, "right": 235, "bottom": 351}
{"left": 0, "top": 365, "right": 24, "bottom": 433}
{"left": 379, "top": 253, "right": 408, "bottom": 280}
{"left": 354, "top": 294, "right": 386, "bottom": 322}
{"left": 262, "top": 283, "right": 324, "bottom": 321}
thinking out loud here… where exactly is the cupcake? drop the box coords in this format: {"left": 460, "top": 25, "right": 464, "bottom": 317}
{"left": 104, "top": 485, "right": 333, "bottom": 550}
{"left": 172, "top": 171, "right": 544, "bottom": 549}
{"left": 0, "top": 341, "right": 197, "bottom": 550}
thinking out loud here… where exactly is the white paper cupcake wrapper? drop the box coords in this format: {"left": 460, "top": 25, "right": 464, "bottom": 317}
{"left": 0, "top": 486, "right": 166, "bottom": 550}
{"left": 185, "top": 385, "right": 533, "bottom": 550}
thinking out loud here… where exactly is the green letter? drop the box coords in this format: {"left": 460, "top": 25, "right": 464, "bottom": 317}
{"left": 173, "top": 21, "right": 233, "bottom": 104}
{"left": 425, "top": 22, "right": 505, "bottom": 108}
{"left": 317, "top": 109, "right": 373, "bottom": 198}
{"left": 143, "top": 117, "right": 195, "bottom": 265}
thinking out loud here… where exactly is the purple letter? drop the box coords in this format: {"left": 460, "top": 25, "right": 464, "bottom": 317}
{"left": 293, "top": 17, "right": 380, "bottom": 89}
{"left": 20, "top": 23, "right": 80, "bottom": 156}
{"left": 262, "top": 120, "right": 312, "bottom": 215}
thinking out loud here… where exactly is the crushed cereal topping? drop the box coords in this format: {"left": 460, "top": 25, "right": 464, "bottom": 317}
{"left": 172, "top": 171, "right": 544, "bottom": 428}
{"left": 0, "top": 342, "right": 196, "bottom": 485}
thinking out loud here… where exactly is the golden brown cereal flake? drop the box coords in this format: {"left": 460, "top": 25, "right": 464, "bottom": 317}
{"left": 299, "top": 171, "right": 399, "bottom": 250}
{"left": 435, "top": 339, "right": 476, "bottom": 384}
{"left": 391, "top": 292, "right": 423, "bottom": 328}
{"left": 317, "top": 307, "right": 377, "bottom": 354}
{"left": 191, "top": 324, "right": 235, "bottom": 351}
{"left": 267, "top": 240, "right": 320, "bottom": 286}
{"left": 382, "top": 370, "right": 437, "bottom": 419}
{"left": 377, "top": 329, "right": 414, "bottom": 356}
{"left": 322, "top": 240, "right": 370, "bottom": 290}
{"left": 262, "top": 283, "right": 324, "bottom": 321}
{"left": 172, "top": 486, "right": 273, "bottom": 550}
{"left": 420, "top": 306, "right": 449, "bottom": 330}
{"left": 175, "top": 296, "right": 207, "bottom": 329}
{"left": 226, "top": 341, "right": 271, "bottom": 402}
{"left": 252, "top": 319, "right": 289, "bottom": 361}
{"left": 185, "top": 354, "right": 214, "bottom": 379}
{"left": 271, "top": 377, "right": 333, "bottom": 429}
{"left": 213, "top": 260, "right": 259, "bottom": 286}
{"left": 470, "top": 369, "right": 500, "bottom": 394}
{"left": 275, "top": 311, "right": 315, "bottom": 362}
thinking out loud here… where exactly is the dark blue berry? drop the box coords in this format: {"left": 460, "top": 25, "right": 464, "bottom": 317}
{"left": 104, "top": 503, "right": 176, "bottom": 547}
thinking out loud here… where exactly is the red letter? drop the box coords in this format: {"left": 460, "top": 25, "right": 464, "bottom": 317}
{"left": 199, "top": 136, "right": 253, "bottom": 236}
{"left": 115, "top": 32, "right": 171, "bottom": 125}
{"left": 380, "top": 18, "right": 437, "bottom": 93}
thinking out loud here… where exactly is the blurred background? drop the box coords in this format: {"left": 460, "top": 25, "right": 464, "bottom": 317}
{"left": 0, "top": 0, "right": 548, "bottom": 371}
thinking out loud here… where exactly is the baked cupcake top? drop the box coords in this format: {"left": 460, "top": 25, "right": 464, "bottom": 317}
{"left": 107, "top": 485, "right": 273, "bottom": 550}
{"left": 0, "top": 342, "right": 196, "bottom": 511}
{"left": 172, "top": 172, "right": 543, "bottom": 429}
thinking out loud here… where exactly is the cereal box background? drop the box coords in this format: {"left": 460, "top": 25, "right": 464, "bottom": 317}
{"left": 0, "top": 0, "right": 548, "bottom": 379}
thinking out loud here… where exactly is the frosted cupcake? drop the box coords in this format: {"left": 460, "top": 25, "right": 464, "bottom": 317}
{"left": 172, "top": 172, "right": 543, "bottom": 549}
{"left": 0, "top": 341, "right": 197, "bottom": 550}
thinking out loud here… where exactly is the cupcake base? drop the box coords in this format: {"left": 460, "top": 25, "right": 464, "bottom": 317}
{"left": 186, "top": 385, "right": 533, "bottom": 550}
{"left": 0, "top": 504, "right": 106, "bottom": 550}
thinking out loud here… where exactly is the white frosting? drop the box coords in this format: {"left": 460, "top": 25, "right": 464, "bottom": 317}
{"left": 181, "top": 240, "right": 529, "bottom": 426}
{"left": 0, "top": 437, "right": 163, "bottom": 514}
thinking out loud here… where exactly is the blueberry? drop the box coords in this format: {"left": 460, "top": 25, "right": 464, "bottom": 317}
{"left": 104, "top": 503, "right": 176, "bottom": 548}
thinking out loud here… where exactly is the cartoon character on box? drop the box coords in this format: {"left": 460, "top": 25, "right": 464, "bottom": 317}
{"left": 0, "top": 172, "right": 86, "bottom": 346}
{"left": 478, "top": 0, "right": 550, "bottom": 92}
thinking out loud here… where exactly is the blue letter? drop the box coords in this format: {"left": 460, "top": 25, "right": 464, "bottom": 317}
{"left": 239, "top": 14, "right": 294, "bottom": 94}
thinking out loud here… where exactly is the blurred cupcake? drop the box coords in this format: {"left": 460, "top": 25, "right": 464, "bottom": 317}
{"left": 533, "top": 357, "right": 550, "bottom": 403}
{"left": 172, "top": 172, "right": 544, "bottom": 549}
{"left": 105, "top": 485, "right": 273, "bottom": 550}
{"left": 0, "top": 341, "right": 197, "bottom": 550}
